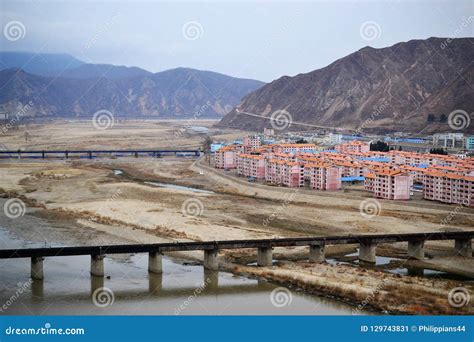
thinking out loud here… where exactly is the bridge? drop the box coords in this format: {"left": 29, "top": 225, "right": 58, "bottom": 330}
{"left": 0, "top": 148, "right": 200, "bottom": 159}
{"left": 0, "top": 231, "right": 472, "bottom": 280}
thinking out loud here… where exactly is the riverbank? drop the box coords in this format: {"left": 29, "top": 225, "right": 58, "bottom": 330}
{"left": 0, "top": 121, "right": 473, "bottom": 314}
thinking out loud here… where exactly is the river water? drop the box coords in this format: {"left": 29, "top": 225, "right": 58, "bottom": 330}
{"left": 0, "top": 200, "right": 372, "bottom": 315}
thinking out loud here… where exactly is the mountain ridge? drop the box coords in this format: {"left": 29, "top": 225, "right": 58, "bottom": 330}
{"left": 0, "top": 53, "right": 265, "bottom": 119}
{"left": 217, "top": 37, "right": 474, "bottom": 134}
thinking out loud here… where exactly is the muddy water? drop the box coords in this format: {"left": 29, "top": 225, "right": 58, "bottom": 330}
{"left": 0, "top": 200, "right": 372, "bottom": 315}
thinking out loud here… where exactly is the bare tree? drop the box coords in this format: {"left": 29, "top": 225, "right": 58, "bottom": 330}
{"left": 202, "top": 135, "right": 213, "bottom": 165}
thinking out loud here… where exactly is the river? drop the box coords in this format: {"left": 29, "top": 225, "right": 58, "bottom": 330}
{"left": 0, "top": 199, "right": 373, "bottom": 315}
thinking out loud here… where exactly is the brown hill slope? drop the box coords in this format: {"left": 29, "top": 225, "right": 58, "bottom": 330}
{"left": 217, "top": 37, "right": 473, "bottom": 134}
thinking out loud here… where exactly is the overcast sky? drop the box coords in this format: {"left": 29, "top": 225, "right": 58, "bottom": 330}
{"left": 1, "top": 0, "right": 472, "bottom": 82}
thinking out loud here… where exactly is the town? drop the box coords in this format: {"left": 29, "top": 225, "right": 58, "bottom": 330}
{"left": 213, "top": 130, "right": 474, "bottom": 206}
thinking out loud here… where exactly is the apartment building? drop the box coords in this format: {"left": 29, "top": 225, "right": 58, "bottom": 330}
{"left": 265, "top": 159, "right": 304, "bottom": 187}
{"left": 372, "top": 169, "right": 411, "bottom": 200}
{"left": 243, "top": 135, "right": 262, "bottom": 149}
{"left": 423, "top": 171, "right": 473, "bottom": 206}
{"left": 237, "top": 154, "right": 265, "bottom": 179}
{"left": 333, "top": 160, "right": 364, "bottom": 178}
{"left": 214, "top": 146, "right": 238, "bottom": 169}
{"left": 364, "top": 173, "right": 375, "bottom": 192}
{"left": 335, "top": 141, "right": 370, "bottom": 154}
{"left": 433, "top": 133, "right": 465, "bottom": 149}
{"left": 305, "top": 163, "right": 342, "bottom": 190}
{"left": 271, "top": 144, "right": 316, "bottom": 154}
{"left": 281, "top": 162, "right": 305, "bottom": 187}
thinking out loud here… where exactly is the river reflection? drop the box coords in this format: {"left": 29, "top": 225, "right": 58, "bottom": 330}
{"left": 0, "top": 201, "right": 374, "bottom": 315}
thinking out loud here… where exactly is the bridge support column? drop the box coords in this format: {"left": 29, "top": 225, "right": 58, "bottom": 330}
{"left": 31, "top": 257, "right": 44, "bottom": 280}
{"left": 359, "top": 241, "right": 376, "bottom": 264}
{"left": 257, "top": 247, "right": 273, "bottom": 267}
{"left": 148, "top": 252, "right": 163, "bottom": 274}
{"left": 91, "top": 254, "right": 105, "bottom": 277}
{"left": 408, "top": 240, "right": 425, "bottom": 259}
{"left": 204, "top": 249, "right": 218, "bottom": 270}
{"left": 309, "top": 243, "right": 325, "bottom": 263}
{"left": 454, "top": 238, "right": 472, "bottom": 257}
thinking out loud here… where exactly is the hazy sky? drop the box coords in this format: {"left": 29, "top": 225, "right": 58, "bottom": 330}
{"left": 1, "top": 0, "right": 472, "bottom": 81}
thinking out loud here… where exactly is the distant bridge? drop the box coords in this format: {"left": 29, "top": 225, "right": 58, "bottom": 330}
{"left": 0, "top": 148, "right": 200, "bottom": 159}
{"left": 0, "top": 231, "right": 472, "bottom": 280}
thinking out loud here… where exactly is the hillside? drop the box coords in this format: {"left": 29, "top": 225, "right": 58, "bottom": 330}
{"left": 0, "top": 61, "right": 265, "bottom": 119}
{"left": 217, "top": 37, "right": 474, "bottom": 134}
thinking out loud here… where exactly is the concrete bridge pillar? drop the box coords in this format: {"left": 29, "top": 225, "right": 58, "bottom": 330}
{"left": 204, "top": 249, "right": 218, "bottom": 270}
{"left": 359, "top": 241, "right": 376, "bottom": 264}
{"left": 148, "top": 252, "right": 163, "bottom": 274}
{"left": 309, "top": 243, "right": 325, "bottom": 263}
{"left": 149, "top": 273, "right": 163, "bottom": 295}
{"left": 90, "top": 274, "right": 105, "bottom": 295}
{"left": 408, "top": 240, "right": 425, "bottom": 259}
{"left": 257, "top": 246, "right": 273, "bottom": 267}
{"left": 454, "top": 238, "right": 472, "bottom": 257}
{"left": 31, "top": 257, "right": 44, "bottom": 280}
{"left": 90, "top": 254, "right": 105, "bottom": 276}
{"left": 204, "top": 269, "right": 219, "bottom": 291}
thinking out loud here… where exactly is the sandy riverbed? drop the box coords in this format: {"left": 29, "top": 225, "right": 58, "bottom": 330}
{"left": 1, "top": 120, "right": 473, "bottom": 314}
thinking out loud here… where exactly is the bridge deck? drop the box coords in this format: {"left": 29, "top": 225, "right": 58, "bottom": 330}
{"left": 0, "top": 149, "right": 200, "bottom": 154}
{"left": 0, "top": 231, "right": 472, "bottom": 259}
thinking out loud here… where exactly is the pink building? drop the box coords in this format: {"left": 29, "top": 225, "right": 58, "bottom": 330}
{"left": 364, "top": 173, "right": 375, "bottom": 192}
{"left": 243, "top": 135, "right": 262, "bottom": 150}
{"left": 305, "top": 163, "right": 342, "bottom": 190}
{"left": 423, "top": 171, "right": 473, "bottom": 206}
{"left": 237, "top": 154, "right": 266, "bottom": 179}
{"left": 265, "top": 159, "right": 303, "bottom": 187}
{"left": 271, "top": 143, "right": 316, "bottom": 154}
{"left": 372, "top": 169, "right": 411, "bottom": 200}
{"left": 335, "top": 141, "right": 370, "bottom": 154}
{"left": 214, "top": 146, "right": 238, "bottom": 169}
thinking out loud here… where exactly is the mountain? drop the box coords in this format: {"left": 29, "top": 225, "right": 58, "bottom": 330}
{"left": 60, "top": 63, "right": 151, "bottom": 80}
{"left": 217, "top": 37, "right": 474, "bottom": 134}
{"left": 0, "top": 52, "right": 151, "bottom": 79}
{"left": 0, "top": 66, "right": 265, "bottom": 119}
{"left": 0, "top": 52, "right": 84, "bottom": 77}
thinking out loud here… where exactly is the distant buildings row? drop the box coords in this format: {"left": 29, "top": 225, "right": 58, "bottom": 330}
{"left": 214, "top": 137, "right": 473, "bottom": 206}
